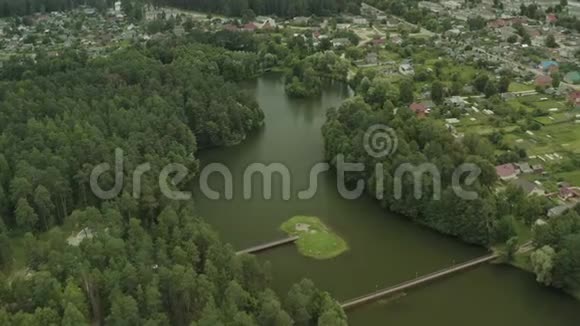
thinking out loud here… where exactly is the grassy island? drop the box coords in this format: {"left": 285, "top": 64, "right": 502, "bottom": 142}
{"left": 280, "top": 216, "right": 348, "bottom": 259}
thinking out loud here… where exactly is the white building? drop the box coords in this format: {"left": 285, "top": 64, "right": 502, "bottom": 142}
{"left": 442, "top": 1, "right": 462, "bottom": 10}
{"left": 399, "top": 63, "right": 415, "bottom": 76}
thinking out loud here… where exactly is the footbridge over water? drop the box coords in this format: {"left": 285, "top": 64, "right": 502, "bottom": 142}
{"left": 341, "top": 253, "right": 500, "bottom": 310}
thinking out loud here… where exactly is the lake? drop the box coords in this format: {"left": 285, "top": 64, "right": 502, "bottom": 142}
{"left": 194, "top": 73, "right": 579, "bottom": 325}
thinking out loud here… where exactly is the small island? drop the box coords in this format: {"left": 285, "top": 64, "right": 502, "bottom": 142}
{"left": 281, "top": 216, "right": 348, "bottom": 259}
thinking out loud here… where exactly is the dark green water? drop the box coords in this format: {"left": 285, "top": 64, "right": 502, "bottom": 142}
{"left": 194, "top": 74, "right": 579, "bottom": 325}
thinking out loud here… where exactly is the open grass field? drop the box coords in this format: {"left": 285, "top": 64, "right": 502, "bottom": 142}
{"left": 555, "top": 170, "right": 580, "bottom": 186}
{"left": 508, "top": 82, "right": 535, "bottom": 92}
{"left": 280, "top": 216, "right": 348, "bottom": 259}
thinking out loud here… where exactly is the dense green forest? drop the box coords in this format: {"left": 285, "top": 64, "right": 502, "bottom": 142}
{"left": 0, "top": 39, "right": 346, "bottom": 324}
{"left": 151, "top": 0, "right": 361, "bottom": 18}
{"left": 322, "top": 96, "right": 498, "bottom": 246}
{"left": 0, "top": 0, "right": 115, "bottom": 16}
{"left": 0, "top": 0, "right": 361, "bottom": 18}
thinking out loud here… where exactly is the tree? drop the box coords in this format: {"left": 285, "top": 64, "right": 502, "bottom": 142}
{"left": 546, "top": 34, "right": 558, "bottom": 48}
{"left": 484, "top": 81, "right": 498, "bottom": 98}
{"left": 62, "top": 303, "right": 89, "bottom": 326}
{"left": 467, "top": 16, "right": 486, "bottom": 31}
{"left": 531, "top": 245, "right": 556, "bottom": 286}
{"left": 505, "top": 237, "right": 519, "bottom": 261}
{"left": 107, "top": 293, "right": 140, "bottom": 325}
{"left": 431, "top": 80, "right": 444, "bottom": 104}
{"left": 285, "top": 279, "right": 316, "bottom": 325}
{"left": 62, "top": 280, "right": 89, "bottom": 319}
{"left": 33, "top": 185, "right": 54, "bottom": 231}
{"left": 15, "top": 198, "right": 38, "bottom": 230}
{"left": 492, "top": 215, "right": 516, "bottom": 244}
{"left": 257, "top": 290, "right": 292, "bottom": 326}
{"left": 551, "top": 72, "right": 561, "bottom": 88}
{"left": 553, "top": 234, "right": 580, "bottom": 290}
{"left": 498, "top": 75, "right": 511, "bottom": 93}
{"left": 241, "top": 9, "right": 256, "bottom": 23}
{"left": 522, "top": 33, "right": 531, "bottom": 45}
{"left": 473, "top": 74, "right": 489, "bottom": 93}
{"left": 399, "top": 79, "right": 415, "bottom": 105}
{"left": 9, "top": 177, "right": 32, "bottom": 203}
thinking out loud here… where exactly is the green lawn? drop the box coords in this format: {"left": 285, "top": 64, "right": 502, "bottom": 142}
{"left": 280, "top": 216, "right": 348, "bottom": 260}
{"left": 514, "top": 220, "right": 532, "bottom": 245}
{"left": 441, "top": 64, "right": 479, "bottom": 84}
{"left": 508, "top": 82, "right": 535, "bottom": 92}
{"left": 555, "top": 170, "right": 580, "bottom": 185}
{"left": 377, "top": 49, "right": 400, "bottom": 61}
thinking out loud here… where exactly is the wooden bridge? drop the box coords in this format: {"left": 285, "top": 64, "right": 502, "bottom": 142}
{"left": 236, "top": 236, "right": 299, "bottom": 255}
{"left": 341, "top": 253, "right": 499, "bottom": 310}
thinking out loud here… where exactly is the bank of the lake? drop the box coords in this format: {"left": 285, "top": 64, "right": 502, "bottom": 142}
{"left": 194, "top": 73, "right": 580, "bottom": 325}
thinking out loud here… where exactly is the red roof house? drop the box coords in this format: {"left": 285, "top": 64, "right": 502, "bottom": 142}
{"left": 559, "top": 187, "right": 580, "bottom": 201}
{"left": 409, "top": 102, "right": 428, "bottom": 118}
{"left": 546, "top": 14, "right": 557, "bottom": 24}
{"left": 224, "top": 24, "right": 239, "bottom": 32}
{"left": 487, "top": 19, "right": 508, "bottom": 29}
{"left": 372, "top": 38, "right": 386, "bottom": 46}
{"left": 242, "top": 23, "right": 257, "bottom": 32}
{"left": 535, "top": 75, "right": 553, "bottom": 87}
{"left": 496, "top": 163, "right": 519, "bottom": 181}
{"left": 261, "top": 21, "right": 274, "bottom": 30}
{"left": 568, "top": 91, "right": 580, "bottom": 107}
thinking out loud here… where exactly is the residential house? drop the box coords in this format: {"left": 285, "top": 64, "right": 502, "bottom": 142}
{"left": 293, "top": 17, "right": 309, "bottom": 25}
{"left": 390, "top": 34, "right": 403, "bottom": 45}
{"left": 418, "top": 1, "right": 444, "bottom": 13}
{"left": 442, "top": 1, "right": 462, "bottom": 10}
{"left": 331, "top": 38, "right": 351, "bottom": 48}
{"left": 114, "top": 1, "right": 122, "bottom": 13}
{"left": 371, "top": 38, "right": 386, "bottom": 47}
{"left": 173, "top": 25, "right": 185, "bottom": 36}
{"left": 365, "top": 52, "right": 378, "bottom": 65}
{"left": 353, "top": 17, "right": 368, "bottom": 25}
{"left": 532, "top": 164, "right": 544, "bottom": 173}
{"left": 496, "top": 163, "right": 519, "bottom": 181}
{"left": 538, "top": 60, "right": 559, "bottom": 73}
{"left": 535, "top": 75, "right": 553, "bottom": 88}
{"left": 488, "top": 19, "right": 510, "bottom": 29}
{"left": 224, "top": 24, "right": 239, "bottom": 32}
{"left": 559, "top": 186, "right": 580, "bottom": 201}
{"left": 546, "top": 14, "right": 558, "bottom": 25}
{"left": 564, "top": 71, "right": 580, "bottom": 85}
{"left": 548, "top": 205, "right": 569, "bottom": 218}
{"left": 242, "top": 23, "right": 258, "bottom": 32}
{"left": 511, "top": 179, "right": 546, "bottom": 196}
{"left": 361, "top": 2, "right": 385, "bottom": 18}
{"left": 446, "top": 96, "right": 466, "bottom": 109}
{"left": 260, "top": 20, "right": 276, "bottom": 30}
{"left": 409, "top": 102, "right": 428, "bottom": 118}
{"left": 568, "top": 91, "right": 580, "bottom": 107}
{"left": 399, "top": 63, "right": 415, "bottom": 76}
{"left": 517, "top": 162, "right": 533, "bottom": 174}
